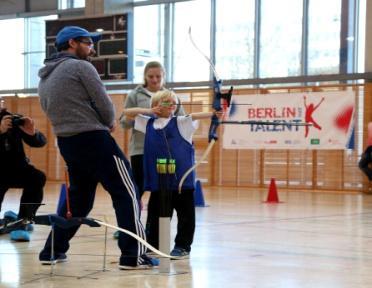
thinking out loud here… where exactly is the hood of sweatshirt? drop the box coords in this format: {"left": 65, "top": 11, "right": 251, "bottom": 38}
{"left": 38, "top": 52, "right": 79, "bottom": 79}
{"left": 134, "top": 85, "right": 153, "bottom": 97}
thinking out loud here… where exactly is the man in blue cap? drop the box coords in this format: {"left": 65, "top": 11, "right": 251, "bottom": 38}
{"left": 52, "top": 26, "right": 101, "bottom": 59}
{"left": 38, "top": 26, "right": 159, "bottom": 269}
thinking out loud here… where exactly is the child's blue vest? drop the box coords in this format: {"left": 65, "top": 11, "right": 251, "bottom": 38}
{"left": 143, "top": 117, "right": 195, "bottom": 191}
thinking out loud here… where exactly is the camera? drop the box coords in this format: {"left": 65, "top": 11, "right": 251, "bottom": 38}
{"left": 0, "top": 109, "right": 25, "bottom": 127}
{"left": 11, "top": 114, "right": 25, "bottom": 127}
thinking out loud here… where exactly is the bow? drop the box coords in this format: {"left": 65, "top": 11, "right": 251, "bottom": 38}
{"left": 178, "top": 28, "right": 233, "bottom": 193}
{"left": 2, "top": 212, "right": 174, "bottom": 259}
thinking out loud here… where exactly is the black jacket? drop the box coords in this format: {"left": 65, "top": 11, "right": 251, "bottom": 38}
{"left": 361, "top": 146, "right": 372, "bottom": 162}
{"left": 0, "top": 110, "right": 47, "bottom": 171}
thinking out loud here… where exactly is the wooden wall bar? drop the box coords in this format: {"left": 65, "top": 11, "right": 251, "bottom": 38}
{"left": 2, "top": 83, "right": 370, "bottom": 192}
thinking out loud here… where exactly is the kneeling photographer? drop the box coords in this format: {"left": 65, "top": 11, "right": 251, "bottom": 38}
{"left": 359, "top": 145, "right": 372, "bottom": 181}
{"left": 0, "top": 108, "right": 46, "bottom": 241}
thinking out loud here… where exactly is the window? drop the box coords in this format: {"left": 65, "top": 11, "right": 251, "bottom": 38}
{"left": 73, "top": 0, "right": 85, "bottom": 8}
{"left": 0, "top": 19, "right": 24, "bottom": 90}
{"left": 24, "top": 15, "right": 57, "bottom": 89}
{"left": 357, "top": 0, "right": 366, "bottom": 73}
{"left": 260, "top": 0, "right": 303, "bottom": 78}
{"left": 0, "top": 0, "right": 366, "bottom": 91}
{"left": 59, "top": 0, "right": 85, "bottom": 9}
{"left": 173, "top": 0, "right": 211, "bottom": 82}
{"left": 215, "top": 0, "right": 255, "bottom": 80}
{"left": 133, "top": 5, "right": 165, "bottom": 82}
{"left": 308, "top": 0, "right": 341, "bottom": 75}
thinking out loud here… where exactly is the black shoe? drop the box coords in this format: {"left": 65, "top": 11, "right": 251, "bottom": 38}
{"left": 170, "top": 247, "right": 190, "bottom": 260}
{"left": 118, "top": 254, "right": 159, "bottom": 270}
{"left": 39, "top": 251, "right": 67, "bottom": 265}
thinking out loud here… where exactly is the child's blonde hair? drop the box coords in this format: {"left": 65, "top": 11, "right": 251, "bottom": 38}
{"left": 151, "top": 89, "right": 177, "bottom": 108}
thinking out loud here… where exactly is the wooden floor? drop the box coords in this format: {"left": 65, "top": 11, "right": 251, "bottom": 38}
{"left": 1, "top": 183, "right": 372, "bottom": 288}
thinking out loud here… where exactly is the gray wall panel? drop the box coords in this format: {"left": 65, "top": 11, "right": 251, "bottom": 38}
{"left": 0, "top": 0, "right": 58, "bottom": 15}
{"left": 30, "top": 0, "right": 58, "bottom": 12}
{"left": 0, "top": 0, "right": 25, "bottom": 15}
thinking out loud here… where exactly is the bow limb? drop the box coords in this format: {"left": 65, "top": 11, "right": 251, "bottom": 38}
{"left": 178, "top": 139, "right": 216, "bottom": 194}
{"left": 183, "top": 29, "right": 228, "bottom": 194}
{"left": 188, "top": 27, "right": 219, "bottom": 80}
{"left": 94, "top": 219, "right": 174, "bottom": 259}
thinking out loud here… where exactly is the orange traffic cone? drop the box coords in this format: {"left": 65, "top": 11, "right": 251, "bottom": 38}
{"left": 264, "top": 178, "right": 282, "bottom": 203}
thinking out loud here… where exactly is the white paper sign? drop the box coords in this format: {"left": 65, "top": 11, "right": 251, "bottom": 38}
{"left": 222, "top": 91, "right": 355, "bottom": 149}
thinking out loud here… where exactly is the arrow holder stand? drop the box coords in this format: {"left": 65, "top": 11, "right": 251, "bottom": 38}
{"left": 157, "top": 158, "right": 178, "bottom": 275}
{"left": 18, "top": 210, "right": 108, "bottom": 284}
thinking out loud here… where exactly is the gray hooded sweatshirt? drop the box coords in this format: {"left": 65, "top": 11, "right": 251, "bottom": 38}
{"left": 38, "top": 52, "right": 115, "bottom": 136}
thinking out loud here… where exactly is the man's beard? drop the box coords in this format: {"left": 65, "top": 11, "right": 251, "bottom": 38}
{"left": 76, "top": 46, "right": 96, "bottom": 62}
{"left": 76, "top": 46, "right": 89, "bottom": 60}
{"left": 76, "top": 46, "right": 96, "bottom": 61}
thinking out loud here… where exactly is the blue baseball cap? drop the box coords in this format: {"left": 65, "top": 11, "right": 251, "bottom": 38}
{"left": 55, "top": 26, "right": 102, "bottom": 46}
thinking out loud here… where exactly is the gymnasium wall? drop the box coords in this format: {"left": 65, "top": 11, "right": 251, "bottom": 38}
{"left": 2, "top": 83, "right": 370, "bottom": 192}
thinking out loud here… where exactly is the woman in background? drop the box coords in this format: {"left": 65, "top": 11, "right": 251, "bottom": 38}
{"left": 118, "top": 61, "right": 185, "bottom": 239}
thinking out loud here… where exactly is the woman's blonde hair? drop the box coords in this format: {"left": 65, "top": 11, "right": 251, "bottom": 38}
{"left": 143, "top": 61, "right": 166, "bottom": 87}
{"left": 150, "top": 89, "right": 177, "bottom": 108}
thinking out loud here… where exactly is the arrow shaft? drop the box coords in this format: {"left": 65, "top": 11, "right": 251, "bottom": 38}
{"left": 182, "top": 103, "right": 251, "bottom": 106}
{"left": 220, "top": 120, "right": 311, "bottom": 126}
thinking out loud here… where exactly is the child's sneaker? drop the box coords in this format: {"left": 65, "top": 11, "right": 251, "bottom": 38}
{"left": 119, "top": 254, "right": 159, "bottom": 270}
{"left": 39, "top": 252, "right": 67, "bottom": 265}
{"left": 170, "top": 247, "right": 190, "bottom": 259}
{"left": 10, "top": 230, "right": 30, "bottom": 242}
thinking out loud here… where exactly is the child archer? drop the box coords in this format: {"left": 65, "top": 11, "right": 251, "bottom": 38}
{"left": 123, "top": 89, "right": 220, "bottom": 258}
